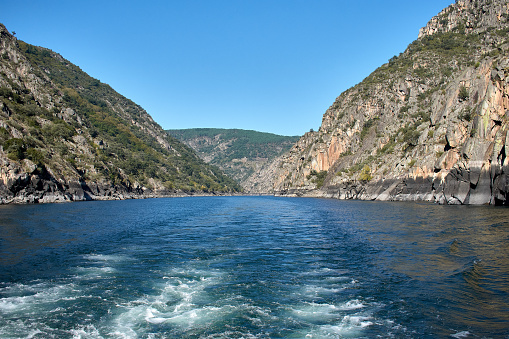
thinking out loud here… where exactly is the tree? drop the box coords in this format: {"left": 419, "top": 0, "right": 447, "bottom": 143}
{"left": 359, "top": 165, "right": 372, "bottom": 182}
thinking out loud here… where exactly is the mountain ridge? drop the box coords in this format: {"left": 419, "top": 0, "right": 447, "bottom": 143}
{"left": 263, "top": 0, "right": 509, "bottom": 205}
{"left": 0, "top": 24, "right": 241, "bottom": 203}
{"left": 167, "top": 128, "right": 298, "bottom": 192}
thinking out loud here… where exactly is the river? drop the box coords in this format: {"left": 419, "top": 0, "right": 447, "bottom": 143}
{"left": 0, "top": 196, "right": 508, "bottom": 338}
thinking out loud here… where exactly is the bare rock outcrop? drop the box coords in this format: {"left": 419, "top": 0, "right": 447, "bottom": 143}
{"left": 265, "top": 0, "right": 509, "bottom": 205}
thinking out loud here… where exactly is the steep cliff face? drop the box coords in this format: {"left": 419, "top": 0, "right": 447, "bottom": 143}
{"left": 168, "top": 128, "right": 298, "bottom": 192}
{"left": 0, "top": 24, "right": 240, "bottom": 203}
{"left": 269, "top": 0, "right": 509, "bottom": 205}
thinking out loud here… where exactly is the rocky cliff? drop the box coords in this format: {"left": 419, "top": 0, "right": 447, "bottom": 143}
{"left": 168, "top": 128, "right": 298, "bottom": 192}
{"left": 0, "top": 24, "right": 241, "bottom": 203}
{"left": 268, "top": 0, "right": 509, "bottom": 205}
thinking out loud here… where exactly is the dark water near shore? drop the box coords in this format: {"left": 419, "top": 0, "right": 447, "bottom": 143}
{"left": 0, "top": 196, "right": 508, "bottom": 338}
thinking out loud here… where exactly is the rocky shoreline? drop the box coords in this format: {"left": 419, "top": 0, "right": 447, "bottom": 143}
{"left": 262, "top": 0, "right": 509, "bottom": 207}
{"left": 0, "top": 186, "right": 247, "bottom": 205}
{"left": 0, "top": 164, "right": 244, "bottom": 205}
{"left": 275, "top": 165, "right": 509, "bottom": 206}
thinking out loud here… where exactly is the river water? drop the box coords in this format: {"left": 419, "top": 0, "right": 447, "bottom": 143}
{"left": 0, "top": 196, "right": 508, "bottom": 338}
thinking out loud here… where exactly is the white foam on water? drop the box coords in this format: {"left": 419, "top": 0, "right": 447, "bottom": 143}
{"left": 25, "top": 328, "right": 43, "bottom": 339}
{"left": 110, "top": 306, "right": 146, "bottom": 338}
{"left": 294, "top": 315, "right": 374, "bottom": 338}
{"left": 110, "top": 267, "right": 240, "bottom": 336}
{"left": 324, "top": 276, "right": 350, "bottom": 283}
{"left": 0, "top": 319, "right": 60, "bottom": 339}
{"left": 291, "top": 325, "right": 360, "bottom": 338}
{"left": 72, "top": 253, "right": 130, "bottom": 279}
{"left": 0, "top": 276, "right": 114, "bottom": 338}
{"left": 291, "top": 299, "right": 366, "bottom": 321}
{"left": 302, "top": 285, "right": 345, "bottom": 297}
{"left": 70, "top": 324, "right": 104, "bottom": 339}
{"left": 0, "top": 282, "right": 77, "bottom": 313}
{"left": 341, "top": 315, "right": 373, "bottom": 328}
{"left": 107, "top": 264, "right": 279, "bottom": 337}
{"left": 337, "top": 299, "right": 365, "bottom": 311}
{"left": 146, "top": 305, "right": 233, "bottom": 326}
{"left": 451, "top": 330, "right": 471, "bottom": 338}
{"left": 292, "top": 302, "right": 341, "bottom": 321}
{"left": 82, "top": 254, "right": 131, "bottom": 262}
{"left": 76, "top": 266, "right": 117, "bottom": 276}
{"left": 302, "top": 267, "right": 350, "bottom": 277}
{"left": 202, "top": 330, "right": 260, "bottom": 339}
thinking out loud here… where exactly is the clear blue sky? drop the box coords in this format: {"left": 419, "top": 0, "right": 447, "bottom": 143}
{"left": 3, "top": 1, "right": 453, "bottom": 136}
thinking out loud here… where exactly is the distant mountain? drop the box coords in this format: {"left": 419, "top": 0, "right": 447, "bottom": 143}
{"left": 0, "top": 24, "right": 241, "bottom": 203}
{"left": 167, "top": 128, "right": 299, "bottom": 192}
{"left": 265, "top": 0, "right": 509, "bottom": 205}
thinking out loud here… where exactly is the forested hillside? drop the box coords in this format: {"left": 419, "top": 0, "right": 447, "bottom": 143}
{"left": 168, "top": 128, "right": 298, "bottom": 191}
{"left": 0, "top": 24, "right": 240, "bottom": 203}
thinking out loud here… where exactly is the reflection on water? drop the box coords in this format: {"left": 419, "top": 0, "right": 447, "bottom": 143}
{"left": 0, "top": 204, "right": 87, "bottom": 265}
{"left": 0, "top": 197, "right": 508, "bottom": 337}
{"left": 338, "top": 202, "right": 509, "bottom": 336}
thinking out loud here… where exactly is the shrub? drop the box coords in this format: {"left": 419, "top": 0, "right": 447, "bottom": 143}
{"left": 359, "top": 165, "right": 372, "bottom": 182}
{"left": 459, "top": 107, "right": 473, "bottom": 122}
{"left": 399, "top": 105, "right": 409, "bottom": 114}
{"left": 360, "top": 118, "right": 378, "bottom": 141}
{"left": 26, "top": 147, "right": 44, "bottom": 165}
{"left": 403, "top": 129, "right": 420, "bottom": 147}
{"left": 0, "top": 127, "right": 10, "bottom": 141}
{"left": 4, "top": 138, "right": 26, "bottom": 160}
{"left": 42, "top": 123, "right": 75, "bottom": 141}
{"left": 458, "top": 86, "right": 469, "bottom": 102}
{"left": 307, "top": 170, "right": 328, "bottom": 188}
{"left": 314, "top": 170, "right": 328, "bottom": 188}
{"left": 378, "top": 139, "right": 396, "bottom": 155}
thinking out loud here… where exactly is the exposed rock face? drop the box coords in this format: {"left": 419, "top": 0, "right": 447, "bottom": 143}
{"left": 268, "top": 0, "right": 509, "bottom": 205}
{"left": 418, "top": 0, "right": 509, "bottom": 38}
{"left": 0, "top": 24, "right": 240, "bottom": 203}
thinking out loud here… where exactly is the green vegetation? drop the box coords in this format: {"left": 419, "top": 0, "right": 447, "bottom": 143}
{"left": 3, "top": 138, "right": 26, "bottom": 161}
{"left": 168, "top": 128, "right": 299, "bottom": 183}
{"left": 407, "top": 31, "right": 481, "bottom": 57}
{"left": 358, "top": 29, "right": 486, "bottom": 97}
{"left": 459, "top": 107, "right": 473, "bottom": 122}
{"left": 168, "top": 128, "right": 299, "bottom": 161}
{"left": 306, "top": 169, "right": 328, "bottom": 188}
{"left": 458, "top": 85, "right": 469, "bottom": 102}
{"left": 3, "top": 41, "right": 242, "bottom": 193}
{"left": 359, "top": 165, "right": 372, "bottom": 182}
{"left": 360, "top": 118, "right": 378, "bottom": 141}
{"left": 396, "top": 121, "right": 422, "bottom": 151}
{"left": 377, "top": 139, "right": 396, "bottom": 155}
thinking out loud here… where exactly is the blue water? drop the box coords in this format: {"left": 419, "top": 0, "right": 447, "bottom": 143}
{"left": 0, "top": 196, "right": 508, "bottom": 338}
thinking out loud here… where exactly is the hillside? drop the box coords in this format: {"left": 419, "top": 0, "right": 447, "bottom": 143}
{"left": 265, "top": 0, "right": 509, "bottom": 205}
{"left": 0, "top": 24, "right": 241, "bottom": 203}
{"left": 167, "top": 128, "right": 298, "bottom": 192}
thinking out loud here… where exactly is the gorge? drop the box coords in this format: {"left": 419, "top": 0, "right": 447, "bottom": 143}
{"left": 2, "top": 0, "right": 509, "bottom": 206}
{"left": 256, "top": 0, "right": 509, "bottom": 205}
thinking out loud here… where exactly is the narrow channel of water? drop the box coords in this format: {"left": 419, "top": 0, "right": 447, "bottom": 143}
{"left": 0, "top": 197, "right": 508, "bottom": 337}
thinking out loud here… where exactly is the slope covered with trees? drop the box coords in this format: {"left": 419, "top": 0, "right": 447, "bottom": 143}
{"left": 0, "top": 24, "right": 240, "bottom": 203}
{"left": 168, "top": 128, "right": 298, "bottom": 191}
